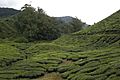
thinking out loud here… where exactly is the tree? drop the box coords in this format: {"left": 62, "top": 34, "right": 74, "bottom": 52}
{"left": 15, "top": 4, "right": 60, "bottom": 41}
{"left": 70, "top": 17, "right": 83, "bottom": 32}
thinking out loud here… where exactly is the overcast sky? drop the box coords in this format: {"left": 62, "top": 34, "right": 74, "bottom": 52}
{"left": 0, "top": 0, "right": 120, "bottom": 25}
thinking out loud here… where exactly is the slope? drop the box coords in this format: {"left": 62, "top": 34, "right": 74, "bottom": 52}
{"left": 54, "top": 10, "right": 120, "bottom": 49}
{"left": 0, "top": 10, "right": 120, "bottom": 80}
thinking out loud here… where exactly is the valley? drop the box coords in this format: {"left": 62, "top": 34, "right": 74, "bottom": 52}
{"left": 0, "top": 5, "right": 120, "bottom": 80}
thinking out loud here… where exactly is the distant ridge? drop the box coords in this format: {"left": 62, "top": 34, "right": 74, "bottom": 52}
{"left": 55, "top": 16, "right": 73, "bottom": 23}
{"left": 0, "top": 8, "right": 20, "bottom": 17}
{"left": 54, "top": 16, "right": 89, "bottom": 29}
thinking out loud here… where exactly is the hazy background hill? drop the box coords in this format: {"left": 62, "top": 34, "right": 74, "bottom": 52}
{"left": 0, "top": 8, "right": 20, "bottom": 17}
{"left": 55, "top": 16, "right": 89, "bottom": 29}
{"left": 55, "top": 16, "right": 74, "bottom": 23}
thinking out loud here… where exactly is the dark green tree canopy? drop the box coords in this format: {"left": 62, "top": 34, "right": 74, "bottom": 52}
{"left": 0, "top": 4, "right": 86, "bottom": 42}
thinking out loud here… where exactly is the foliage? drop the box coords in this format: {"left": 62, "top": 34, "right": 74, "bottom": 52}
{"left": 0, "top": 5, "right": 85, "bottom": 42}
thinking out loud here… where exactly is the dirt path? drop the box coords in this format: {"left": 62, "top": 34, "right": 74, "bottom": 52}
{"left": 33, "top": 72, "right": 63, "bottom": 80}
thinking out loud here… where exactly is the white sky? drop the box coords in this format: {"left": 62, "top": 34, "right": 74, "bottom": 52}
{"left": 0, "top": 0, "right": 120, "bottom": 25}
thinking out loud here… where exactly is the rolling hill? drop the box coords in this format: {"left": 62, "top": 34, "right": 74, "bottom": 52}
{"left": 0, "top": 7, "right": 120, "bottom": 80}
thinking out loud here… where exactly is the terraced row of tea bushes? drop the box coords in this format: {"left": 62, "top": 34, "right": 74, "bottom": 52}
{"left": 0, "top": 41, "right": 119, "bottom": 80}
{"left": 0, "top": 42, "right": 37, "bottom": 80}
{"left": 0, "top": 43, "right": 22, "bottom": 67}
{"left": 54, "top": 34, "right": 120, "bottom": 51}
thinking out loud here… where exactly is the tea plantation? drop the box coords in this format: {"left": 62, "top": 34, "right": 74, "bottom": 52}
{"left": 0, "top": 10, "right": 120, "bottom": 80}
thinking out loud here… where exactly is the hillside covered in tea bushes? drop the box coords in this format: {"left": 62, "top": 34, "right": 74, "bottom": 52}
{"left": 0, "top": 5, "right": 120, "bottom": 80}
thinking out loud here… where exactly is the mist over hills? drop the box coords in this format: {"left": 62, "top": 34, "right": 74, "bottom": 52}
{"left": 55, "top": 16, "right": 73, "bottom": 23}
